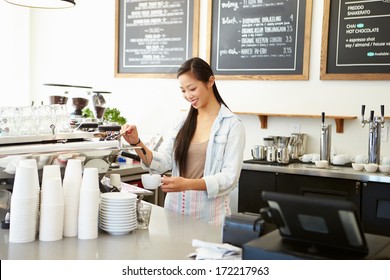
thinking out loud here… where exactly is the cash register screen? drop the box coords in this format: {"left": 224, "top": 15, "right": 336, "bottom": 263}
{"left": 262, "top": 191, "right": 369, "bottom": 254}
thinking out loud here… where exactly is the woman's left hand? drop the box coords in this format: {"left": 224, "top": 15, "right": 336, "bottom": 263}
{"left": 160, "top": 175, "right": 187, "bottom": 192}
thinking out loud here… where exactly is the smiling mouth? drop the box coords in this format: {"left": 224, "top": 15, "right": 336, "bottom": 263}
{"left": 189, "top": 99, "right": 198, "bottom": 106}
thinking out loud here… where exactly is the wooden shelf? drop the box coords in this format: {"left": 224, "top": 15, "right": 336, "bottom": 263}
{"left": 234, "top": 112, "right": 357, "bottom": 133}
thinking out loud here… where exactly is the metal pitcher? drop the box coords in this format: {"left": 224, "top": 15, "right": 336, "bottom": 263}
{"left": 251, "top": 145, "right": 266, "bottom": 160}
{"left": 277, "top": 147, "right": 290, "bottom": 164}
{"left": 266, "top": 146, "right": 277, "bottom": 162}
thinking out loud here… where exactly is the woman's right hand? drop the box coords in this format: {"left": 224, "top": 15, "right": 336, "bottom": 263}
{"left": 120, "top": 124, "right": 139, "bottom": 145}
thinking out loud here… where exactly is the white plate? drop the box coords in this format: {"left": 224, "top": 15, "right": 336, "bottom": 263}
{"left": 100, "top": 202, "right": 136, "bottom": 209}
{"left": 100, "top": 224, "right": 137, "bottom": 231}
{"left": 99, "top": 212, "right": 136, "bottom": 219}
{"left": 100, "top": 228, "right": 135, "bottom": 236}
{"left": 99, "top": 210, "right": 137, "bottom": 218}
{"left": 101, "top": 192, "right": 137, "bottom": 200}
{"left": 100, "top": 197, "right": 137, "bottom": 203}
{"left": 100, "top": 217, "right": 137, "bottom": 225}
{"left": 99, "top": 212, "right": 135, "bottom": 219}
{"left": 100, "top": 207, "right": 136, "bottom": 213}
{"left": 99, "top": 220, "right": 136, "bottom": 227}
{"left": 99, "top": 205, "right": 136, "bottom": 212}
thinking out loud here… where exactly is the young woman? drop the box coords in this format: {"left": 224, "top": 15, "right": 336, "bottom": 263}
{"left": 121, "top": 57, "right": 245, "bottom": 226}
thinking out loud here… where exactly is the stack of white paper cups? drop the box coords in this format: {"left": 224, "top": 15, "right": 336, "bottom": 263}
{"left": 39, "top": 176, "right": 64, "bottom": 241}
{"left": 63, "top": 159, "right": 83, "bottom": 237}
{"left": 18, "top": 159, "right": 40, "bottom": 234}
{"left": 78, "top": 167, "right": 100, "bottom": 239}
{"left": 9, "top": 165, "right": 39, "bottom": 243}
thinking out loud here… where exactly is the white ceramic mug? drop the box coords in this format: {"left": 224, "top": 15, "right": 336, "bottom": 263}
{"left": 332, "top": 154, "right": 350, "bottom": 165}
{"left": 141, "top": 174, "right": 162, "bottom": 190}
{"left": 310, "top": 153, "right": 320, "bottom": 162}
{"left": 352, "top": 154, "right": 367, "bottom": 164}
{"left": 299, "top": 154, "right": 312, "bottom": 162}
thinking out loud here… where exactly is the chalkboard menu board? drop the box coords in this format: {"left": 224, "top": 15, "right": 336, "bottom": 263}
{"left": 207, "top": 0, "right": 312, "bottom": 80}
{"left": 115, "top": 0, "right": 199, "bottom": 78}
{"left": 321, "top": 0, "right": 390, "bottom": 80}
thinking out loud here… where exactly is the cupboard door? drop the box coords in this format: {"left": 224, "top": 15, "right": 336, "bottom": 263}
{"left": 238, "top": 170, "right": 276, "bottom": 214}
{"left": 275, "top": 173, "right": 361, "bottom": 217}
{"left": 362, "top": 182, "right": 390, "bottom": 237}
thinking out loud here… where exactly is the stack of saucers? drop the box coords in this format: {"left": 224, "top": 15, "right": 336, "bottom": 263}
{"left": 99, "top": 192, "right": 137, "bottom": 235}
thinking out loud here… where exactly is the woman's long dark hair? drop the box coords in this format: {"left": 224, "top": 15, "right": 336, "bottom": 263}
{"left": 174, "top": 57, "right": 229, "bottom": 176}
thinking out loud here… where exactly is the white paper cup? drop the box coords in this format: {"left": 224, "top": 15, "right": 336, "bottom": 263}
{"left": 63, "top": 179, "right": 81, "bottom": 237}
{"left": 41, "top": 165, "right": 61, "bottom": 192}
{"left": 78, "top": 188, "right": 100, "bottom": 239}
{"left": 12, "top": 165, "right": 37, "bottom": 198}
{"left": 110, "top": 174, "right": 121, "bottom": 189}
{"left": 81, "top": 168, "right": 99, "bottom": 191}
{"left": 64, "top": 159, "right": 83, "bottom": 182}
{"left": 18, "top": 159, "right": 40, "bottom": 190}
{"left": 40, "top": 177, "right": 64, "bottom": 206}
{"left": 39, "top": 204, "right": 64, "bottom": 241}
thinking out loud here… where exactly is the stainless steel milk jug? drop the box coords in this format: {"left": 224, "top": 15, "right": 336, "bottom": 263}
{"left": 277, "top": 147, "right": 290, "bottom": 164}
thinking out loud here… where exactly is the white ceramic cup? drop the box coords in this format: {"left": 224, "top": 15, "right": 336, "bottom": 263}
{"left": 299, "top": 154, "right": 312, "bottom": 163}
{"left": 352, "top": 154, "right": 367, "bottom": 164}
{"left": 332, "top": 154, "right": 350, "bottom": 165}
{"left": 310, "top": 153, "right": 320, "bottom": 162}
{"left": 141, "top": 174, "right": 162, "bottom": 190}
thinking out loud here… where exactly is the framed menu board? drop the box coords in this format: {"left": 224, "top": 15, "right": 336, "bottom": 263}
{"left": 115, "top": 0, "right": 200, "bottom": 78}
{"left": 321, "top": 0, "right": 390, "bottom": 80}
{"left": 207, "top": 0, "right": 313, "bottom": 80}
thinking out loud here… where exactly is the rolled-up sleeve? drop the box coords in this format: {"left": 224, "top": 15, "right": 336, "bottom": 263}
{"left": 203, "top": 115, "right": 246, "bottom": 199}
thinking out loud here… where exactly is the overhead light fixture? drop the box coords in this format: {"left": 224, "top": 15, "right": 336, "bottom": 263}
{"left": 5, "top": 0, "right": 75, "bottom": 9}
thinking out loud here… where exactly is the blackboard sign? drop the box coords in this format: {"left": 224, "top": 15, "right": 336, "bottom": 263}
{"left": 115, "top": 0, "right": 200, "bottom": 78}
{"left": 207, "top": 0, "right": 312, "bottom": 80}
{"left": 321, "top": 0, "right": 390, "bottom": 80}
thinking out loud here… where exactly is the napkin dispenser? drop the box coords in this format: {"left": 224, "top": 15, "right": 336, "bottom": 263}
{"left": 222, "top": 213, "right": 263, "bottom": 247}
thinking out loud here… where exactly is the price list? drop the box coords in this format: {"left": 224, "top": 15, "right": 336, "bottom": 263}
{"left": 211, "top": 0, "right": 308, "bottom": 75}
{"left": 118, "top": 0, "right": 194, "bottom": 73}
{"left": 335, "top": 0, "right": 390, "bottom": 66}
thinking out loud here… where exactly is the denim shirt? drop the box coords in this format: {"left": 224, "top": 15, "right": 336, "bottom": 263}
{"left": 149, "top": 104, "right": 246, "bottom": 225}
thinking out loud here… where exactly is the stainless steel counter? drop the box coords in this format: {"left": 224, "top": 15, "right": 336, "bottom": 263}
{"left": 242, "top": 162, "right": 390, "bottom": 184}
{"left": 0, "top": 204, "right": 222, "bottom": 260}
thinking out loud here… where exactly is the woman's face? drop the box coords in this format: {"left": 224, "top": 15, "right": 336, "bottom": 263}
{"left": 179, "top": 72, "right": 214, "bottom": 109}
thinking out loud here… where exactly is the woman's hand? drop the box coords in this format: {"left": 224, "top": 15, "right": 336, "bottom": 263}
{"left": 120, "top": 124, "right": 139, "bottom": 145}
{"left": 160, "top": 175, "right": 187, "bottom": 192}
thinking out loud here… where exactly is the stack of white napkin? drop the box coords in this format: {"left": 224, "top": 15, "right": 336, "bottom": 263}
{"left": 189, "top": 239, "right": 242, "bottom": 260}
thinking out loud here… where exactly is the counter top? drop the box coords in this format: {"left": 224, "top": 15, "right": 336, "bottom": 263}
{"left": 242, "top": 161, "right": 390, "bottom": 184}
{"left": 0, "top": 205, "right": 222, "bottom": 260}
